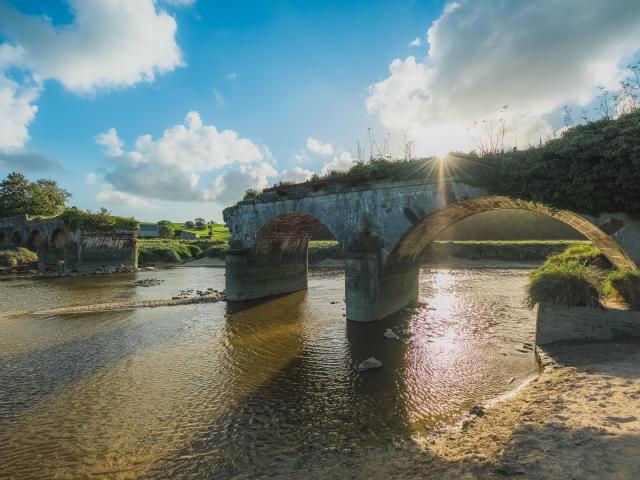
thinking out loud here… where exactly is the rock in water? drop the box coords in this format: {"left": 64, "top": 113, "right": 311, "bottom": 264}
{"left": 357, "top": 357, "right": 383, "bottom": 372}
{"left": 383, "top": 328, "right": 399, "bottom": 340}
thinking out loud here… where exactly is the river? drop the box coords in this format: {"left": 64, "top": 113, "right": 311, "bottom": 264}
{"left": 0, "top": 264, "right": 537, "bottom": 478}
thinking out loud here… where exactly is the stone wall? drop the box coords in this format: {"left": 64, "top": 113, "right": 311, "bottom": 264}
{"left": 536, "top": 303, "right": 640, "bottom": 345}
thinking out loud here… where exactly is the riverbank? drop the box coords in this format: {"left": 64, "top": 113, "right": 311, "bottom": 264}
{"left": 262, "top": 340, "right": 640, "bottom": 479}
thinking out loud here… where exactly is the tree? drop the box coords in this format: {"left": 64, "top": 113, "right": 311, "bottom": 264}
{"left": 0, "top": 172, "right": 70, "bottom": 218}
{"left": 194, "top": 217, "right": 205, "bottom": 229}
{"left": 158, "top": 223, "right": 175, "bottom": 238}
{"left": 184, "top": 220, "right": 195, "bottom": 229}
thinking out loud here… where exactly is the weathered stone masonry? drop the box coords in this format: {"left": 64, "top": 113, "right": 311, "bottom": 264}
{"left": 224, "top": 178, "right": 640, "bottom": 322}
{"left": 0, "top": 215, "right": 138, "bottom": 274}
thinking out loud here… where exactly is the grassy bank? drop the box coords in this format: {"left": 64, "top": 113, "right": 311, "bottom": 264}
{"left": 137, "top": 238, "right": 226, "bottom": 265}
{"left": 424, "top": 240, "right": 588, "bottom": 262}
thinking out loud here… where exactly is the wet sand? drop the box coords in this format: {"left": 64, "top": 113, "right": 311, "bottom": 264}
{"left": 240, "top": 341, "right": 640, "bottom": 479}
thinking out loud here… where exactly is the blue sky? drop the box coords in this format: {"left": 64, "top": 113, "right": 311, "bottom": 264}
{"left": 1, "top": 0, "right": 640, "bottom": 221}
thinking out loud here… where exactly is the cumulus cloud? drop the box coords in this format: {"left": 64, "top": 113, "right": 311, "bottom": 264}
{"left": 97, "top": 183, "right": 154, "bottom": 208}
{"left": 0, "top": 0, "right": 184, "bottom": 94}
{"left": 95, "top": 128, "right": 124, "bottom": 157}
{"left": 0, "top": 44, "right": 41, "bottom": 152}
{"left": 276, "top": 166, "right": 314, "bottom": 183}
{"left": 306, "top": 137, "right": 334, "bottom": 156}
{"left": 320, "top": 151, "right": 357, "bottom": 175}
{"left": 207, "top": 163, "right": 277, "bottom": 204}
{"left": 409, "top": 37, "right": 422, "bottom": 47}
{"left": 366, "top": 0, "right": 640, "bottom": 156}
{"left": 98, "top": 111, "right": 268, "bottom": 204}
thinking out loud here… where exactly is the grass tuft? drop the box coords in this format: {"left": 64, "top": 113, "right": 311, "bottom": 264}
{"left": 604, "top": 269, "right": 640, "bottom": 310}
{"left": 527, "top": 260, "right": 602, "bottom": 308}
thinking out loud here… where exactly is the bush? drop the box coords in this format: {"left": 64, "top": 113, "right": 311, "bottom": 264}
{"left": 158, "top": 223, "right": 175, "bottom": 238}
{"left": 0, "top": 247, "right": 37, "bottom": 267}
{"left": 203, "top": 244, "right": 227, "bottom": 258}
{"left": 527, "top": 260, "right": 602, "bottom": 308}
{"left": 61, "top": 207, "right": 139, "bottom": 232}
{"left": 604, "top": 269, "right": 640, "bottom": 310}
{"left": 187, "top": 244, "right": 203, "bottom": 257}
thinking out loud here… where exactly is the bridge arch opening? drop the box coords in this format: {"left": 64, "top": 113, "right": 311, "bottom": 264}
{"left": 0, "top": 232, "right": 5, "bottom": 243}
{"left": 226, "top": 213, "right": 342, "bottom": 301}
{"left": 388, "top": 196, "right": 637, "bottom": 271}
{"left": 27, "top": 230, "right": 44, "bottom": 250}
{"left": 46, "top": 229, "right": 67, "bottom": 271}
{"left": 11, "top": 231, "right": 22, "bottom": 246}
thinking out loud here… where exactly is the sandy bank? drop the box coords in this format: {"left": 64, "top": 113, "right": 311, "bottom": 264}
{"left": 243, "top": 341, "right": 640, "bottom": 479}
{"left": 34, "top": 292, "right": 225, "bottom": 315}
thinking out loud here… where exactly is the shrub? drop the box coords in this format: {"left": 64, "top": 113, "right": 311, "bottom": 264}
{"left": 604, "top": 269, "right": 640, "bottom": 310}
{"left": 187, "top": 244, "right": 203, "bottom": 257}
{"left": 158, "top": 224, "right": 175, "bottom": 238}
{"left": 203, "top": 244, "right": 227, "bottom": 258}
{"left": 243, "top": 188, "right": 260, "bottom": 200}
{"left": 527, "top": 260, "right": 602, "bottom": 308}
{"left": 0, "top": 247, "right": 37, "bottom": 267}
{"left": 61, "top": 207, "right": 139, "bottom": 232}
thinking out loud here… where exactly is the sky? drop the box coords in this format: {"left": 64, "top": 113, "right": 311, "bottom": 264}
{"left": 1, "top": 0, "right": 640, "bottom": 222}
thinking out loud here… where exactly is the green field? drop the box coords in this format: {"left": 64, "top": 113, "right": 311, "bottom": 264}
{"left": 141, "top": 222, "right": 231, "bottom": 241}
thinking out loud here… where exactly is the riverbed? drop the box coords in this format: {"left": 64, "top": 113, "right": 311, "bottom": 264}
{"left": 0, "top": 265, "right": 537, "bottom": 478}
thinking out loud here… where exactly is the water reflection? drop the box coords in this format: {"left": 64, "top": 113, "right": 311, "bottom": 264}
{"left": 0, "top": 266, "right": 537, "bottom": 478}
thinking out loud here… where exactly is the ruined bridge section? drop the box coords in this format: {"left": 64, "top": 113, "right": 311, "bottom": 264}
{"left": 0, "top": 215, "right": 138, "bottom": 274}
{"left": 223, "top": 178, "right": 640, "bottom": 322}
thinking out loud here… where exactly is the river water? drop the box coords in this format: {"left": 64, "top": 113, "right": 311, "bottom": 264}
{"left": 0, "top": 265, "right": 537, "bottom": 479}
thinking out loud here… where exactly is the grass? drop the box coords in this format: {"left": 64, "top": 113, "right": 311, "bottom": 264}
{"left": 137, "top": 238, "right": 226, "bottom": 264}
{"left": 527, "top": 260, "right": 602, "bottom": 308}
{"left": 604, "top": 269, "right": 640, "bottom": 310}
{"left": 0, "top": 246, "right": 37, "bottom": 268}
{"left": 543, "top": 243, "right": 611, "bottom": 269}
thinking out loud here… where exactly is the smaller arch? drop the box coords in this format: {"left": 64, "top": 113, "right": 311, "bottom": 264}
{"left": 0, "top": 232, "right": 5, "bottom": 243}
{"left": 254, "top": 213, "right": 341, "bottom": 256}
{"left": 388, "top": 196, "right": 637, "bottom": 271}
{"left": 27, "top": 230, "right": 44, "bottom": 250}
{"left": 11, "top": 231, "right": 22, "bottom": 246}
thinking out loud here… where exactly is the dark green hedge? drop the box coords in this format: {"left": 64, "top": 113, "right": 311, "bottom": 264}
{"left": 61, "top": 207, "right": 139, "bottom": 232}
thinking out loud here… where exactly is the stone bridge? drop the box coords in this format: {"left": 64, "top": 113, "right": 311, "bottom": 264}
{"left": 223, "top": 178, "right": 640, "bottom": 322}
{"left": 0, "top": 215, "right": 138, "bottom": 274}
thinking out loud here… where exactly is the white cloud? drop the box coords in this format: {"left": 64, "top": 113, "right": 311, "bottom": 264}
{"left": 0, "top": 0, "right": 184, "bottom": 94}
{"left": 162, "top": 0, "right": 196, "bottom": 6}
{"left": 366, "top": 0, "right": 640, "bottom": 156}
{"left": 98, "top": 111, "right": 266, "bottom": 203}
{"left": 207, "top": 163, "right": 277, "bottom": 204}
{"left": 409, "top": 37, "right": 422, "bottom": 47}
{"left": 320, "top": 151, "right": 357, "bottom": 175}
{"left": 95, "top": 128, "right": 124, "bottom": 157}
{"left": 85, "top": 172, "right": 97, "bottom": 185}
{"left": 276, "top": 166, "right": 314, "bottom": 183}
{"left": 97, "top": 183, "right": 154, "bottom": 208}
{"left": 226, "top": 72, "right": 238, "bottom": 80}
{"left": 0, "top": 44, "right": 41, "bottom": 152}
{"left": 306, "top": 137, "right": 334, "bottom": 156}
{"left": 212, "top": 88, "right": 224, "bottom": 107}
{"left": 293, "top": 150, "right": 310, "bottom": 163}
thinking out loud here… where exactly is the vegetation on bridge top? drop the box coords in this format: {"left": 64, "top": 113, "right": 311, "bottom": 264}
{"left": 61, "top": 207, "right": 139, "bottom": 232}
{"left": 240, "top": 109, "right": 640, "bottom": 216}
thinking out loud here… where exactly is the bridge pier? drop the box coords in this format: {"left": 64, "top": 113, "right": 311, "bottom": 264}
{"left": 226, "top": 248, "right": 309, "bottom": 301}
{"left": 346, "top": 255, "right": 419, "bottom": 321}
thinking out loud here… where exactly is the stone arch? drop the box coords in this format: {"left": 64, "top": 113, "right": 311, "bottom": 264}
{"left": 11, "top": 231, "right": 22, "bottom": 246}
{"left": 46, "top": 228, "right": 67, "bottom": 270}
{"left": 253, "top": 212, "right": 341, "bottom": 256}
{"left": 27, "top": 229, "right": 44, "bottom": 250}
{"left": 387, "top": 196, "right": 637, "bottom": 270}
{"left": 0, "top": 231, "right": 5, "bottom": 243}
{"left": 226, "top": 212, "right": 342, "bottom": 301}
